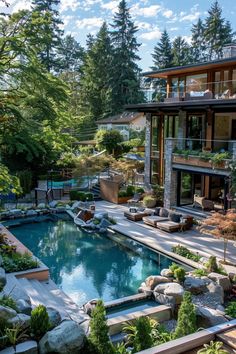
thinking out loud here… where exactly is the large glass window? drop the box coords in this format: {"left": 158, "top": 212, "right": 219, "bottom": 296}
{"left": 186, "top": 115, "right": 203, "bottom": 150}
{"left": 164, "top": 115, "right": 179, "bottom": 138}
{"left": 186, "top": 73, "right": 207, "bottom": 96}
{"left": 151, "top": 116, "right": 159, "bottom": 158}
{"left": 151, "top": 160, "right": 159, "bottom": 185}
{"left": 170, "top": 77, "right": 185, "bottom": 98}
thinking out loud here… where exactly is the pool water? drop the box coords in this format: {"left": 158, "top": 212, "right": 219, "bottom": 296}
{"left": 106, "top": 299, "right": 158, "bottom": 319}
{"left": 12, "top": 219, "right": 177, "bottom": 307}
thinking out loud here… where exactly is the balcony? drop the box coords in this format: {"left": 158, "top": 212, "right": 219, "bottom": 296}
{"left": 143, "top": 79, "right": 236, "bottom": 103}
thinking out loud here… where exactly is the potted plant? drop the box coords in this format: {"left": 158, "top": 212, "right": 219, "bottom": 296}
{"left": 143, "top": 195, "right": 157, "bottom": 208}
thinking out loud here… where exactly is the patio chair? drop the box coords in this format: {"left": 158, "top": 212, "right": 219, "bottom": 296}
{"left": 127, "top": 193, "right": 142, "bottom": 206}
{"left": 193, "top": 194, "right": 214, "bottom": 211}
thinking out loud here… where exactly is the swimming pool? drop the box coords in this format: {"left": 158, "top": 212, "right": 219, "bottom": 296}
{"left": 11, "top": 219, "right": 180, "bottom": 307}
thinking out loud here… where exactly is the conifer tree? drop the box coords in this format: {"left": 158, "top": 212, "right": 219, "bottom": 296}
{"left": 191, "top": 18, "right": 207, "bottom": 63}
{"left": 172, "top": 36, "right": 192, "bottom": 67}
{"left": 152, "top": 29, "right": 172, "bottom": 69}
{"left": 204, "top": 1, "right": 233, "bottom": 60}
{"left": 31, "top": 0, "right": 63, "bottom": 72}
{"left": 57, "top": 35, "right": 84, "bottom": 73}
{"left": 174, "top": 291, "right": 197, "bottom": 339}
{"left": 110, "top": 0, "right": 143, "bottom": 113}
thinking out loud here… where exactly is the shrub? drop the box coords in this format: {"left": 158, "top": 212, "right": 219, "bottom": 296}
{"left": 69, "top": 190, "right": 78, "bottom": 200}
{"left": 174, "top": 267, "right": 186, "bottom": 283}
{"left": 143, "top": 196, "right": 156, "bottom": 208}
{"left": 30, "top": 305, "right": 50, "bottom": 338}
{"left": 133, "top": 317, "right": 155, "bottom": 352}
{"left": 17, "top": 170, "right": 32, "bottom": 195}
{"left": 89, "top": 300, "right": 114, "bottom": 354}
{"left": 174, "top": 291, "right": 197, "bottom": 339}
{"left": 2, "top": 253, "right": 38, "bottom": 273}
{"left": 225, "top": 301, "right": 236, "bottom": 318}
{"left": 69, "top": 190, "right": 86, "bottom": 201}
{"left": 126, "top": 185, "right": 135, "bottom": 197}
{"left": 204, "top": 256, "right": 227, "bottom": 275}
{"left": 118, "top": 190, "right": 127, "bottom": 198}
{"left": 135, "top": 187, "right": 145, "bottom": 194}
{"left": 5, "top": 323, "right": 28, "bottom": 350}
{"left": 85, "top": 192, "right": 94, "bottom": 201}
{"left": 197, "top": 340, "right": 229, "bottom": 354}
{"left": 169, "top": 263, "right": 179, "bottom": 273}
{"left": 0, "top": 295, "right": 17, "bottom": 311}
{"left": 172, "top": 245, "right": 201, "bottom": 262}
{"left": 193, "top": 269, "right": 208, "bottom": 277}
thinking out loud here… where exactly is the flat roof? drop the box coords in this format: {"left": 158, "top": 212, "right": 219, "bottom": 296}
{"left": 144, "top": 56, "right": 236, "bottom": 78}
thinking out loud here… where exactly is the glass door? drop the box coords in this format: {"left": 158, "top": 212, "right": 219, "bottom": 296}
{"left": 186, "top": 115, "right": 204, "bottom": 150}
{"left": 178, "top": 172, "right": 202, "bottom": 206}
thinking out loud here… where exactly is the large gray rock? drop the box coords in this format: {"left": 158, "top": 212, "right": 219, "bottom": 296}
{"left": 208, "top": 273, "right": 232, "bottom": 292}
{"left": 16, "top": 299, "right": 32, "bottom": 315}
{"left": 145, "top": 276, "right": 170, "bottom": 290}
{"left": 16, "top": 340, "right": 38, "bottom": 354}
{"left": 0, "top": 255, "right": 3, "bottom": 267}
{"left": 153, "top": 293, "right": 175, "bottom": 310}
{"left": 0, "top": 305, "right": 17, "bottom": 320}
{"left": 7, "top": 314, "right": 31, "bottom": 330}
{"left": 184, "top": 276, "right": 208, "bottom": 295}
{"left": 25, "top": 210, "right": 38, "bottom": 217}
{"left": 0, "top": 267, "right": 6, "bottom": 289}
{"left": 154, "top": 283, "right": 184, "bottom": 304}
{"left": 39, "top": 320, "right": 85, "bottom": 354}
{"left": 160, "top": 269, "right": 173, "bottom": 278}
{"left": 4, "top": 286, "right": 31, "bottom": 304}
{"left": 207, "top": 282, "right": 224, "bottom": 304}
{"left": 46, "top": 307, "right": 61, "bottom": 328}
{"left": 196, "top": 306, "right": 228, "bottom": 327}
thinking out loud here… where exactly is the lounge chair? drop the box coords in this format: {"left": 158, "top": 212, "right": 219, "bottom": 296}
{"left": 193, "top": 194, "right": 214, "bottom": 211}
{"left": 155, "top": 220, "right": 181, "bottom": 232}
{"left": 142, "top": 215, "right": 169, "bottom": 227}
{"left": 127, "top": 193, "right": 142, "bottom": 206}
{"left": 124, "top": 209, "right": 152, "bottom": 221}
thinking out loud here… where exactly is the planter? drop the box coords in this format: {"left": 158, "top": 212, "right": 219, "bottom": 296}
{"left": 117, "top": 196, "right": 131, "bottom": 204}
{"left": 143, "top": 198, "right": 157, "bottom": 208}
{"left": 172, "top": 154, "right": 230, "bottom": 170}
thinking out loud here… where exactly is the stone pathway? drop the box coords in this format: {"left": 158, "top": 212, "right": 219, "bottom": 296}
{"left": 95, "top": 200, "right": 236, "bottom": 266}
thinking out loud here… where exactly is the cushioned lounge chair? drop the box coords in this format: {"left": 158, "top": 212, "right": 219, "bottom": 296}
{"left": 155, "top": 220, "right": 181, "bottom": 232}
{"left": 127, "top": 193, "right": 142, "bottom": 206}
{"left": 142, "top": 215, "right": 169, "bottom": 227}
{"left": 124, "top": 209, "right": 152, "bottom": 221}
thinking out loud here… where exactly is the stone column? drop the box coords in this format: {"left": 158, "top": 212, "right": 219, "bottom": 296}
{"left": 144, "top": 113, "right": 152, "bottom": 187}
{"left": 232, "top": 141, "right": 236, "bottom": 161}
{"left": 177, "top": 110, "right": 187, "bottom": 149}
{"left": 164, "top": 138, "right": 177, "bottom": 208}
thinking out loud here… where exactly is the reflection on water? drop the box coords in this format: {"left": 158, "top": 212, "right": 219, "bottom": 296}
{"left": 12, "top": 220, "right": 174, "bottom": 306}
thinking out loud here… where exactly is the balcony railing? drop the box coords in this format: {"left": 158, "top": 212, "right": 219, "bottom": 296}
{"left": 142, "top": 79, "right": 236, "bottom": 103}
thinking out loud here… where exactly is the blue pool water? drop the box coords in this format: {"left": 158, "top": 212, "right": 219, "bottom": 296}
{"left": 11, "top": 219, "right": 178, "bottom": 306}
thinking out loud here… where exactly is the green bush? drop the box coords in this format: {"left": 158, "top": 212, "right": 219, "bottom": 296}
{"left": 133, "top": 317, "right": 155, "bottom": 352}
{"left": 197, "top": 340, "right": 229, "bottom": 354}
{"left": 69, "top": 190, "right": 86, "bottom": 201}
{"left": 204, "top": 256, "right": 227, "bottom": 275}
{"left": 85, "top": 192, "right": 94, "bottom": 201}
{"left": 174, "top": 291, "right": 197, "bottom": 339}
{"left": 30, "top": 305, "right": 50, "bottom": 338}
{"left": 193, "top": 269, "right": 208, "bottom": 277}
{"left": 126, "top": 185, "right": 135, "bottom": 196}
{"left": 143, "top": 195, "right": 156, "bottom": 207}
{"left": 89, "top": 300, "right": 114, "bottom": 354}
{"left": 69, "top": 190, "right": 78, "bottom": 200}
{"left": 17, "top": 170, "right": 32, "bottom": 195}
{"left": 0, "top": 295, "right": 17, "bottom": 311}
{"left": 172, "top": 245, "right": 201, "bottom": 262}
{"left": 135, "top": 187, "right": 145, "bottom": 194}
{"left": 225, "top": 301, "right": 236, "bottom": 318}
{"left": 118, "top": 190, "right": 128, "bottom": 198}
{"left": 169, "top": 263, "right": 179, "bottom": 273}
{"left": 174, "top": 267, "right": 186, "bottom": 283}
{"left": 2, "top": 252, "right": 38, "bottom": 273}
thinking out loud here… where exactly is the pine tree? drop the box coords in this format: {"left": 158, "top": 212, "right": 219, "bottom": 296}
{"left": 191, "top": 18, "right": 207, "bottom": 63}
{"left": 57, "top": 35, "right": 84, "bottom": 73}
{"left": 31, "top": 0, "right": 63, "bottom": 72}
{"left": 152, "top": 29, "right": 172, "bottom": 69}
{"left": 204, "top": 1, "right": 233, "bottom": 60}
{"left": 172, "top": 36, "right": 192, "bottom": 67}
{"left": 110, "top": 0, "right": 143, "bottom": 113}
{"left": 174, "top": 291, "right": 197, "bottom": 339}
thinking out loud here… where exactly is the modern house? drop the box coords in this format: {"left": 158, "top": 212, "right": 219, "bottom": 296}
{"left": 127, "top": 44, "right": 236, "bottom": 211}
{"left": 97, "top": 112, "right": 145, "bottom": 140}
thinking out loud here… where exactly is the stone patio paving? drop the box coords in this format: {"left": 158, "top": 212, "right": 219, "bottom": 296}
{"left": 95, "top": 200, "right": 236, "bottom": 266}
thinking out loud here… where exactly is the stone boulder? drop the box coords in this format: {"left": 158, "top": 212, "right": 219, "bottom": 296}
{"left": 25, "top": 210, "right": 38, "bottom": 217}
{"left": 16, "top": 299, "right": 32, "bottom": 315}
{"left": 7, "top": 314, "right": 31, "bottom": 330}
{"left": 184, "top": 276, "right": 208, "bottom": 295}
{"left": 0, "top": 267, "right": 6, "bottom": 289}
{"left": 39, "top": 320, "right": 85, "bottom": 354}
{"left": 83, "top": 299, "right": 98, "bottom": 316}
{"left": 208, "top": 273, "right": 232, "bottom": 292}
{"left": 154, "top": 283, "right": 184, "bottom": 304}
{"left": 0, "top": 305, "right": 17, "bottom": 321}
{"left": 0, "top": 255, "right": 3, "bottom": 267}
{"left": 160, "top": 269, "right": 173, "bottom": 278}
{"left": 46, "top": 307, "right": 61, "bottom": 328}
{"left": 153, "top": 293, "right": 175, "bottom": 310}
{"left": 207, "top": 282, "right": 224, "bottom": 304}
{"left": 145, "top": 276, "right": 170, "bottom": 290}
{"left": 196, "top": 306, "right": 228, "bottom": 327}
{"left": 16, "top": 340, "right": 38, "bottom": 354}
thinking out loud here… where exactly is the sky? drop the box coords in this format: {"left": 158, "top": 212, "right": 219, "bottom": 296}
{"left": 1, "top": 0, "right": 236, "bottom": 70}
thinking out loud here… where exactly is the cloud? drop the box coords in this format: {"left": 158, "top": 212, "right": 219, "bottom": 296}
{"left": 12, "top": 0, "right": 31, "bottom": 12}
{"left": 137, "top": 21, "right": 152, "bottom": 30}
{"left": 76, "top": 17, "right": 103, "bottom": 29}
{"left": 162, "top": 9, "right": 173, "bottom": 18}
{"left": 100, "top": 0, "right": 118, "bottom": 13}
{"left": 180, "top": 12, "right": 200, "bottom": 22}
{"left": 131, "top": 4, "right": 162, "bottom": 18}
{"left": 140, "top": 28, "right": 162, "bottom": 40}
{"left": 60, "top": 0, "right": 80, "bottom": 12}
{"left": 61, "top": 15, "right": 74, "bottom": 28}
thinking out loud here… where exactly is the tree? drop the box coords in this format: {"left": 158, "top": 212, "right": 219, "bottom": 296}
{"left": 95, "top": 130, "right": 123, "bottom": 155}
{"left": 199, "top": 210, "right": 236, "bottom": 263}
{"left": 204, "top": 1, "right": 234, "bottom": 60}
{"left": 89, "top": 300, "right": 115, "bottom": 354}
{"left": 174, "top": 291, "right": 197, "bottom": 339}
{"left": 110, "top": 0, "right": 143, "bottom": 112}
{"left": 57, "top": 34, "right": 84, "bottom": 73}
{"left": 31, "top": 0, "right": 63, "bottom": 72}
{"left": 191, "top": 18, "right": 207, "bottom": 63}
{"left": 0, "top": 164, "right": 22, "bottom": 196}
{"left": 152, "top": 30, "right": 172, "bottom": 69}
{"left": 172, "top": 36, "right": 192, "bottom": 67}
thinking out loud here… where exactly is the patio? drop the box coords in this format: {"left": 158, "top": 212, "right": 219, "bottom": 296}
{"left": 95, "top": 200, "right": 236, "bottom": 266}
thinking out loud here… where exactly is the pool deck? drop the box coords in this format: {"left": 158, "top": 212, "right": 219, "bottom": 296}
{"left": 95, "top": 201, "right": 236, "bottom": 268}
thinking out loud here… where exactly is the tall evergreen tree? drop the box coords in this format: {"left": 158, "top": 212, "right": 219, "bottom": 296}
{"left": 57, "top": 35, "right": 84, "bottom": 73}
{"left": 191, "top": 18, "right": 207, "bottom": 63}
{"left": 152, "top": 29, "right": 172, "bottom": 69}
{"left": 77, "top": 22, "right": 113, "bottom": 136}
{"left": 204, "top": 1, "right": 233, "bottom": 60}
{"left": 172, "top": 36, "right": 192, "bottom": 67}
{"left": 110, "top": 0, "right": 143, "bottom": 113}
{"left": 31, "top": 0, "right": 63, "bottom": 72}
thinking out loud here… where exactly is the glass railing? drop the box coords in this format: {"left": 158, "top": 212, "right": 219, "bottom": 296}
{"left": 142, "top": 79, "right": 236, "bottom": 103}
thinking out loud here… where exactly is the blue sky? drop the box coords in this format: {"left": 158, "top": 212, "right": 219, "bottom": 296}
{"left": 2, "top": 0, "right": 236, "bottom": 70}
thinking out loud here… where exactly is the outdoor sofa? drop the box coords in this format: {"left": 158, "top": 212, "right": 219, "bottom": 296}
{"left": 143, "top": 207, "right": 193, "bottom": 233}
{"left": 124, "top": 208, "right": 153, "bottom": 221}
